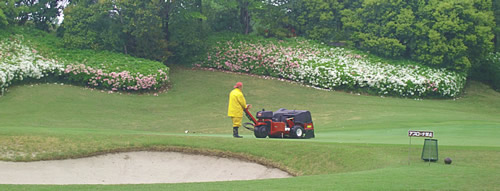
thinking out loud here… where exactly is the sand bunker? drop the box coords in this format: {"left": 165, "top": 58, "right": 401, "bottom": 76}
{"left": 0, "top": 151, "right": 291, "bottom": 185}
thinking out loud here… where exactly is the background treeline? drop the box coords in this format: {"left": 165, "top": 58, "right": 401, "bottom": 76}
{"left": 1, "top": 0, "right": 499, "bottom": 90}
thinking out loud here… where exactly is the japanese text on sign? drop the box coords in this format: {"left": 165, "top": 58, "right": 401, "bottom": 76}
{"left": 408, "top": 130, "right": 434, "bottom": 138}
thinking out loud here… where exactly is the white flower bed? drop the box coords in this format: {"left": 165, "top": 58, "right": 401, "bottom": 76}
{"left": 1, "top": 35, "right": 169, "bottom": 96}
{"left": 200, "top": 40, "right": 466, "bottom": 98}
{"left": 0, "top": 36, "right": 64, "bottom": 95}
{"left": 286, "top": 47, "right": 466, "bottom": 97}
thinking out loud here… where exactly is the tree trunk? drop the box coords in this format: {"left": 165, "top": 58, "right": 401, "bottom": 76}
{"left": 245, "top": 8, "right": 249, "bottom": 34}
{"left": 239, "top": 1, "right": 250, "bottom": 34}
{"left": 114, "top": 6, "right": 128, "bottom": 54}
{"left": 495, "top": 0, "right": 500, "bottom": 51}
{"left": 162, "top": 2, "right": 171, "bottom": 41}
{"left": 197, "top": 0, "right": 202, "bottom": 33}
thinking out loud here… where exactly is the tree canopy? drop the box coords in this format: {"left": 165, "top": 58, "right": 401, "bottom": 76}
{"left": 1, "top": 0, "right": 498, "bottom": 73}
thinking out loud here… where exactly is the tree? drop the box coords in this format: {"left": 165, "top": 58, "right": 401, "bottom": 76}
{"left": 14, "top": 0, "right": 66, "bottom": 31}
{"left": 290, "top": 0, "right": 366, "bottom": 42}
{"left": 494, "top": 0, "right": 500, "bottom": 51}
{"left": 203, "top": 0, "right": 241, "bottom": 32}
{"left": 343, "top": 0, "right": 494, "bottom": 72}
{"left": 158, "top": 0, "right": 178, "bottom": 41}
{"left": 61, "top": 0, "right": 170, "bottom": 62}
{"left": 238, "top": 0, "right": 251, "bottom": 34}
{"left": 0, "top": 0, "right": 22, "bottom": 28}
{"left": 253, "top": 0, "right": 293, "bottom": 38}
{"left": 0, "top": 8, "right": 8, "bottom": 28}
{"left": 166, "top": 0, "right": 208, "bottom": 64}
{"left": 205, "top": 0, "right": 262, "bottom": 34}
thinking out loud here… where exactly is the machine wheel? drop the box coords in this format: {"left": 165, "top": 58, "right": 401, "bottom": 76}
{"left": 290, "top": 125, "right": 305, "bottom": 138}
{"left": 305, "top": 130, "right": 315, "bottom": 139}
{"left": 254, "top": 125, "right": 268, "bottom": 138}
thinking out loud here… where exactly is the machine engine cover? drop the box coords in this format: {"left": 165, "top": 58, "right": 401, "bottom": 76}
{"left": 256, "top": 110, "right": 273, "bottom": 119}
{"left": 272, "top": 108, "right": 312, "bottom": 124}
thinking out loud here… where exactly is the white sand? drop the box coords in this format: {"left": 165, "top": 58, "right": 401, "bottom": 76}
{"left": 0, "top": 151, "right": 291, "bottom": 185}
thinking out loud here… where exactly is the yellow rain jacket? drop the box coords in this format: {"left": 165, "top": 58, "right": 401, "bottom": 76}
{"left": 228, "top": 88, "right": 247, "bottom": 117}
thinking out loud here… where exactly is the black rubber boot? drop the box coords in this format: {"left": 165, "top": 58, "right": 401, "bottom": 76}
{"left": 233, "top": 127, "right": 243, "bottom": 138}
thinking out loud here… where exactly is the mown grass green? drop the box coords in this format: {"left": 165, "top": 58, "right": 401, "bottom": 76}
{"left": 0, "top": 67, "right": 499, "bottom": 190}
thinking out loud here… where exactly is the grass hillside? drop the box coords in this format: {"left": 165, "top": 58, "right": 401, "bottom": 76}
{"left": 1, "top": 66, "right": 499, "bottom": 190}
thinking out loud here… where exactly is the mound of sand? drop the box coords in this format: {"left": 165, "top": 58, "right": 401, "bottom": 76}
{"left": 0, "top": 151, "right": 291, "bottom": 185}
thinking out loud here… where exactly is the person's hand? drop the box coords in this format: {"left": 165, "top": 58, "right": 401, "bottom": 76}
{"left": 247, "top": 104, "right": 252, "bottom": 110}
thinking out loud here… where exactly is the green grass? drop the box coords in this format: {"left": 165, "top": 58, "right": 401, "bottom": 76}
{"left": 0, "top": 67, "right": 499, "bottom": 190}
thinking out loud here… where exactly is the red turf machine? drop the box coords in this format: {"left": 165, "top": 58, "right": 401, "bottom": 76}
{"left": 243, "top": 108, "right": 315, "bottom": 139}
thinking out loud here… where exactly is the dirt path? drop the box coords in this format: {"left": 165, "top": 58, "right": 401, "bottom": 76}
{"left": 0, "top": 151, "right": 291, "bottom": 185}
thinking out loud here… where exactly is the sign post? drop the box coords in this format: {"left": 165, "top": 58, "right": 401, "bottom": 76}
{"left": 408, "top": 130, "right": 434, "bottom": 165}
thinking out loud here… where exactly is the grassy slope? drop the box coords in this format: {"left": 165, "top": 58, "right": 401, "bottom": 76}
{"left": 0, "top": 67, "right": 499, "bottom": 190}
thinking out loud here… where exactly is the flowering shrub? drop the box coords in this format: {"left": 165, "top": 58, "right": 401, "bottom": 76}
{"left": 199, "top": 39, "right": 466, "bottom": 98}
{"left": 63, "top": 64, "right": 168, "bottom": 91}
{"left": 1, "top": 35, "right": 169, "bottom": 95}
{"left": 0, "top": 36, "right": 64, "bottom": 95}
{"left": 483, "top": 52, "right": 500, "bottom": 91}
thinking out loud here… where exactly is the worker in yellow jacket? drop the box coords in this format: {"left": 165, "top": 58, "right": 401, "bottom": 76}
{"left": 228, "top": 82, "right": 252, "bottom": 138}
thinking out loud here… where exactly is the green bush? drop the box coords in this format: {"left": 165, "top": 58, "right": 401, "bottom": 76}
{"left": 472, "top": 52, "right": 500, "bottom": 91}
{"left": 290, "top": 0, "right": 352, "bottom": 42}
{"left": 354, "top": 33, "right": 405, "bottom": 57}
{"left": 61, "top": 0, "right": 169, "bottom": 63}
{"left": 0, "top": 9, "right": 8, "bottom": 28}
{"left": 342, "top": 0, "right": 494, "bottom": 73}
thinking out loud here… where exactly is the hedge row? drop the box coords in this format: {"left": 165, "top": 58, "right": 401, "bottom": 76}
{"left": 198, "top": 39, "right": 466, "bottom": 98}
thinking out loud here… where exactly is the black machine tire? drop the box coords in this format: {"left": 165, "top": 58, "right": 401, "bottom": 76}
{"left": 290, "top": 125, "right": 305, "bottom": 138}
{"left": 254, "top": 125, "right": 268, "bottom": 138}
{"left": 305, "top": 130, "right": 315, "bottom": 139}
